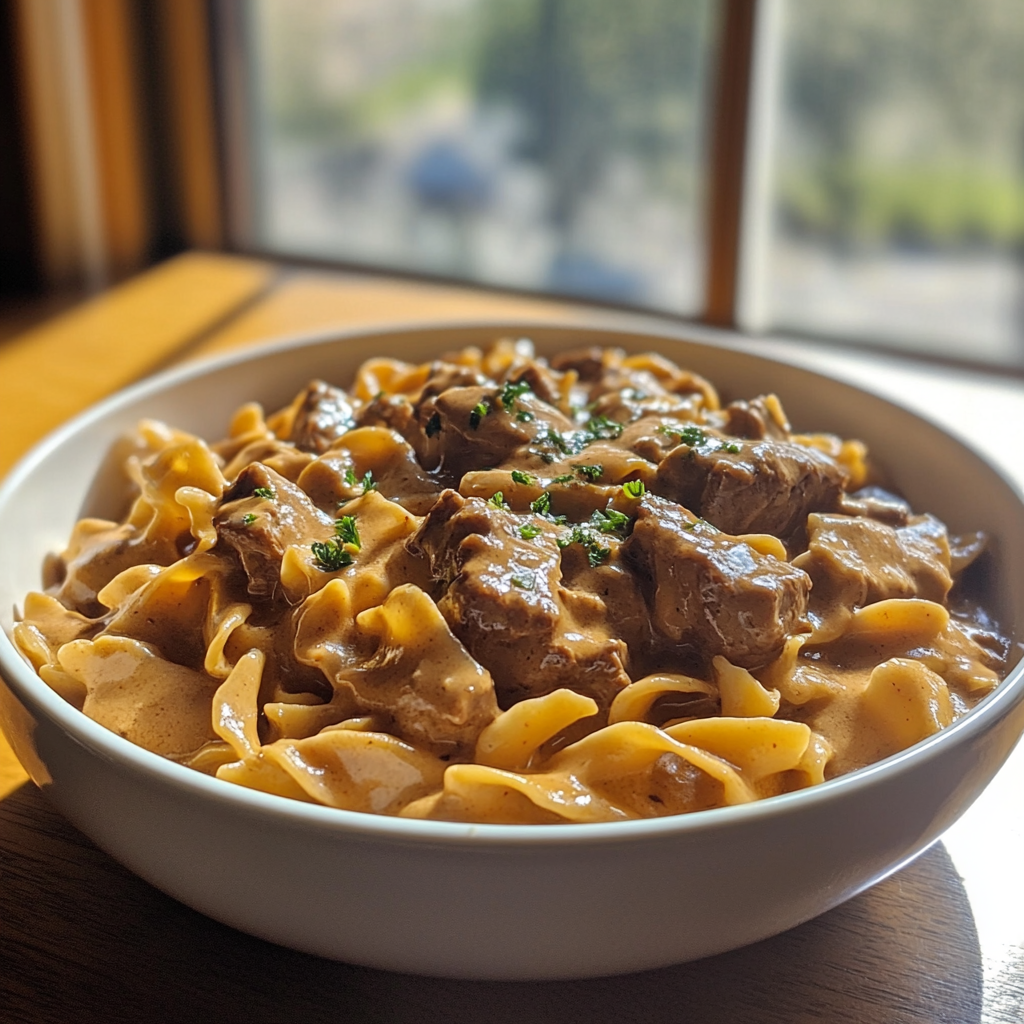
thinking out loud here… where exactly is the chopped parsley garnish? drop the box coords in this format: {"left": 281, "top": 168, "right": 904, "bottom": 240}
{"left": 516, "top": 410, "right": 535, "bottom": 423}
{"left": 511, "top": 470, "right": 533, "bottom": 485}
{"left": 487, "top": 491, "right": 510, "bottom": 510}
{"left": 252, "top": 486, "right": 275, "bottom": 500}
{"left": 529, "top": 490, "right": 566, "bottom": 524}
{"left": 659, "top": 422, "right": 740, "bottom": 455}
{"left": 500, "top": 379, "right": 532, "bottom": 411}
{"left": 242, "top": 513, "right": 257, "bottom": 525}
{"left": 510, "top": 571, "right": 535, "bottom": 590}
{"left": 539, "top": 428, "right": 576, "bottom": 456}
{"left": 529, "top": 415, "right": 625, "bottom": 463}
{"left": 519, "top": 523, "right": 542, "bottom": 539}
{"left": 574, "top": 463, "right": 603, "bottom": 481}
{"left": 530, "top": 491, "right": 552, "bottom": 515}
{"left": 360, "top": 470, "right": 377, "bottom": 493}
{"left": 469, "top": 401, "right": 489, "bottom": 429}
{"left": 583, "top": 414, "right": 624, "bottom": 441}
{"left": 425, "top": 412, "right": 442, "bottom": 437}
{"left": 622, "top": 479, "right": 646, "bottom": 499}
{"left": 590, "top": 507, "right": 631, "bottom": 534}
{"left": 557, "top": 525, "right": 611, "bottom": 566}
{"left": 551, "top": 474, "right": 575, "bottom": 484}
{"left": 311, "top": 538, "right": 354, "bottom": 571}
{"left": 334, "top": 515, "right": 360, "bottom": 549}
{"left": 343, "top": 467, "right": 358, "bottom": 486}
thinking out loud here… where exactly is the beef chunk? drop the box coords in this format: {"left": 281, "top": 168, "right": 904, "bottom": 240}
{"left": 416, "top": 361, "right": 488, "bottom": 402}
{"left": 430, "top": 385, "right": 574, "bottom": 483}
{"left": 621, "top": 495, "right": 811, "bottom": 668}
{"left": 409, "top": 491, "right": 631, "bottom": 707}
{"left": 549, "top": 346, "right": 609, "bottom": 382}
{"left": 654, "top": 435, "right": 847, "bottom": 538}
{"left": 289, "top": 380, "right": 356, "bottom": 453}
{"left": 216, "top": 464, "right": 334, "bottom": 598}
{"left": 794, "top": 512, "right": 953, "bottom": 609}
{"left": 719, "top": 395, "right": 791, "bottom": 441}
{"left": 355, "top": 392, "right": 417, "bottom": 438}
{"left": 837, "top": 486, "right": 911, "bottom": 527}
{"left": 506, "top": 361, "right": 564, "bottom": 407}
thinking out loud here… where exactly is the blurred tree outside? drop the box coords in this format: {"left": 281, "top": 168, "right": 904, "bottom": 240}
{"left": 779, "top": 0, "right": 1024, "bottom": 252}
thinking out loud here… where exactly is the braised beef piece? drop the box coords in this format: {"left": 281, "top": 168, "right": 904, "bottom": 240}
{"left": 408, "top": 491, "right": 631, "bottom": 708}
{"left": 289, "top": 380, "right": 357, "bottom": 453}
{"left": 429, "top": 385, "right": 575, "bottom": 483}
{"left": 506, "top": 361, "right": 564, "bottom": 407}
{"left": 837, "top": 486, "right": 911, "bottom": 527}
{"left": 719, "top": 396, "right": 791, "bottom": 441}
{"left": 417, "top": 361, "right": 488, "bottom": 401}
{"left": 356, "top": 392, "right": 417, "bottom": 439}
{"left": 621, "top": 494, "right": 811, "bottom": 669}
{"left": 549, "top": 346, "right": 607, "bottom": 382}
{"left": 215, "top": 464, "right": 334, "bottom": 598}
{"left": 794, "top": 512, "right": 952, "bottom": 609}
{"left": 654, "top": 435, "right": 847, "bottom": 538}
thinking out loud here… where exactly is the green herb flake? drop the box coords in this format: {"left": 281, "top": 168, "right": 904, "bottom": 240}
{"left": 529, "top": 490, "right": 565, "bottom": 523}
{"left": 425, "top": 412, "right": 442, "bottom": 438}
{"left": 679, "top": 425, "right": 706, "bottom": 448}
{"left": 361, "top": 470, "right": 377, "bottom": 493}
{"left": 242, "top": 513, "right": 257, "bottom": 525}
{"left": 516, "top": 410, "right": 535, "bottom": 423}
{"left": 519, "top": 523, "right": 542, "bottom": 540}
{"left": 574, "top": 463, "right": 603, "bottom": 482}
{"left": 723, "top": 441, "right": 741, "bottom": 454}
{"left": 551, "top": 473, "right": 575, "bottom": 484}
{"left": 590, "top": 508, "right": 631, "bottom": 534}
{"left": 556, "top": 525, "right": 589, "bottom": 550}
{"left": 510, "top": 571, "right": 535, "bottom": 590}
{"left": 622, "top": 479, "right": 646, "bottom": 499}
{"left": 500, "top": 379, "right": 532, "bottom": 411}
{"left": 510, "top": 470, "right": 533, "bottom": 485}
{"left": 555, "top": 524, "right": 611, "bottom": 566}
{"left": 334, "top": 515, "right": 360, "bottom": 550}
{"left": 487, "top": 491, "right": 510, "bottom": 510}
{"left": 252, "top": 486, "right": 275, "bottom": 500}
{"left": 469, "top": 401, "right": 489, "bottom": 429}
{"left": 311, "top": 538, "right": 354, "bottom": 572}
{"left": 530, "top": 491, "right": 552, "bottom": 515}
{"left": 584, "top": 414, "right": 624, "bottom": 441}
{"left": 343, "top": 467, "right": 358, "bottom": 486}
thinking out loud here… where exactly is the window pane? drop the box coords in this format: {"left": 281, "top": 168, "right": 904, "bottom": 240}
{"left": 245, "top": 0, "right": 716, "bottom": 313}
{"left": 753, "top": 0, "right": 1024, "bottom": 366}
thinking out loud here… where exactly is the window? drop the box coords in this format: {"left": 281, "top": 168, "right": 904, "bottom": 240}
{"left": 229, "top": 0, "right": 717, "bottom": 312}
{"left": 742, "top": 0, "right": 1024, "bottom": 367}
{"left": 220, "top": 0, "right": 1024, "bottom": 368}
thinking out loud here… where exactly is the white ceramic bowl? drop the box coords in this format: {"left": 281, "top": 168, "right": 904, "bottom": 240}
{"left": 1, "top": 323, "right": 1023, "bottom": 980}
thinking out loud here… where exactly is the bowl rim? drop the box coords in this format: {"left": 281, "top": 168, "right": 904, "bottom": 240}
{"left": 2, "top": 318, "right": 1023, "bottom": 849}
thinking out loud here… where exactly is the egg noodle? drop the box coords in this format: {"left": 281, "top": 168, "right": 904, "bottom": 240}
{"left": 14, "top": 341, "right": 1008, "bottom": 823}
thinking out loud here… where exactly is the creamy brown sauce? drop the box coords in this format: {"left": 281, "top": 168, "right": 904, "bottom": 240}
{"left": 14, "top": 340, "right": 1010, "bottom": 823}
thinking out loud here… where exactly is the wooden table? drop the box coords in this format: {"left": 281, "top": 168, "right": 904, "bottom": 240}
{"left": 2, "top": 252, "right": 1022, "bottom": 1023}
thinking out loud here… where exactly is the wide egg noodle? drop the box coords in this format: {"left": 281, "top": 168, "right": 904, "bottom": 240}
{"left": 56, "top": 634, "right": 219, "bottom": 756}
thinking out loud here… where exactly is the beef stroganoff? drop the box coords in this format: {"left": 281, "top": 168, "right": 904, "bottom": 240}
{"left": 14, "top": 340, "right": 1010, "bottom": 823}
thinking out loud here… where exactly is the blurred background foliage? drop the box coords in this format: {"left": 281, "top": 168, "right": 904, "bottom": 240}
{"left": 779, "top": 0, "right": 1024, "bottom": 251}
